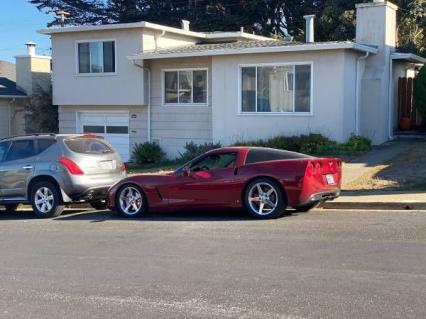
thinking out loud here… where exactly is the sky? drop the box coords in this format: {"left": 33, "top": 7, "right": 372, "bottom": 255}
{"left": 0, "top": 0, "right": 55, "bottom": 62}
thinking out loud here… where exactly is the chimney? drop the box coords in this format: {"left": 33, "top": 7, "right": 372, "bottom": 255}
{"left": 25, "top": 42, "right": 37, "bottom": 56}
{"left": 15, "top": 42, "right": 51, "bottom": 96}
{"left": 181, "top": 20, "right": 190, "bottom": 31}
{"left": 303, "top": 15, "right": 315, "bottom": 43}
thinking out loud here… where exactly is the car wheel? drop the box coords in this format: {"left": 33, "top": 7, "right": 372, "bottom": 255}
{"left": 4, "top": 204, "right": 19, "bottom": 213}
{"left": 294, "top": 201, "right": 320, "bottom": 213}
{"left": 116, "top": 184, "right": 147, "bottom": 218}
{"left": 244, "top": 178, "right": 287, "bottom": 219}
{"left": 31, "top": 181, "right": 65, "bottom": 218}
{"left": 89, "top": 200, "right": 108, "bottom": 211}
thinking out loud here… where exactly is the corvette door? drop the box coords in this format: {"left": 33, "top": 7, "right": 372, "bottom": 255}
{"left": 167, "top": 152, "right": 241, "bottom": 207}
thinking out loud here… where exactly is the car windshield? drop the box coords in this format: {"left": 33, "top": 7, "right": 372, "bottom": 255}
{"left": 64, "top": 137, "right": 114, "bottom": 154}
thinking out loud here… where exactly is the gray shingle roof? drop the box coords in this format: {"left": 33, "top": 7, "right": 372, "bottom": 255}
{"left": 0, "top": 77, "right": 26, "bottom": 97}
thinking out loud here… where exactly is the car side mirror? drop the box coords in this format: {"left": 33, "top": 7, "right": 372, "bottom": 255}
{"left": 182, "top": 166, "right": 191, "bottom": 176}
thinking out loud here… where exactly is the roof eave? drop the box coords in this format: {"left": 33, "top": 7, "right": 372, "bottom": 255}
{"left": 391, "top": 52, "right": 426, "bottom": 64}
{"left": 0, "top": 95, "right": 27, "bottom": 98}
{"left": 128, "top": 42, "right": 378, "bottom": 61}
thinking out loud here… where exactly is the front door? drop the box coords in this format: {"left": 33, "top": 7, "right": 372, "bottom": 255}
{"left": 0, "top": 140, "right": 35, "bottom": 199}
{"left": 166, "top": 152, "right": 240, "bottom": 207}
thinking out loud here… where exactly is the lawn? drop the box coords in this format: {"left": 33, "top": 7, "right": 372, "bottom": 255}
{"left": 345, "top": 141, "right": 426, "bottom": 191}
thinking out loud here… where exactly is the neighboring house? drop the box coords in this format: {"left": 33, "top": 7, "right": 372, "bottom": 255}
{"left": 0, "top": 43, "right": 51, "bottom": 140}
{"left": 38, "top": 0, "right": 425, "bottom": 161}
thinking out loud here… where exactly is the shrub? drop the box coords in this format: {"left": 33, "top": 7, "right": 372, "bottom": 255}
{"left": 179, "top": 141, "right": 222, "bottom": 163}
{"left": 131, "top": 142, "right": 165, "bottom": 164}
{"left": 414, "top": 65, "right": 426, "bottom": 124}
{"left": 339, "top": 135, "right": 372, "bottom": 153}
{"left": 299, "top": 134, "right": 339, "bottom": 155}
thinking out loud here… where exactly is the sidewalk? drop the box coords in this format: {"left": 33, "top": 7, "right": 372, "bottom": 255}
{"left": 324, "top": 138, "right": 426, "bottom": 210}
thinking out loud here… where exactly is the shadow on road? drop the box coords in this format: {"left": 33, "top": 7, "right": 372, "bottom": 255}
{"left": 0, "top": 207, "right": 295, "bottom": 222}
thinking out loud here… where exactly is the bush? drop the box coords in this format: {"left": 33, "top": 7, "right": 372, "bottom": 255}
{"left": 299, "top": 134, "right": 339, "bottom": 155}
{"left": 179, "top": 141, "right": 222, "bottom": 163}
{"left": 339, "top": 135, "right": 372, "bottom": 153}
{"left": 414, "top": 65, "right": 426, "bottom": 124}
{"left": 131, "top": 142, "right": 165, "bottom": 164}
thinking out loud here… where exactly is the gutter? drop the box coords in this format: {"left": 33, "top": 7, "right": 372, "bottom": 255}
{"left": 355, "top": 52, "right": 370, "bottom": 135}
{"left": 132, "top": 61, "right": 151, "bottom": 142}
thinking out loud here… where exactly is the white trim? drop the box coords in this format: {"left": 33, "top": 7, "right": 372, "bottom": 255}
{"left": 237, "top": 62, "right": 314, "bottom": 116}
{"left": 129, "top": 42, "right": 378, "bottom": 60}
{"left": 161, "top": 68, "right": 209, "bottom": 106}
{"left": 15, "top": 55, "right": 51, "bottom": 60}
{"left": 75, "top": 39, "right": 117, "bottom": 76}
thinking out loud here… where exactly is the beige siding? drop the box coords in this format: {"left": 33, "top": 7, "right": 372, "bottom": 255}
{"left": 146, "top": 57, "right": 213, "bottom": 158}
{"left": 0, "top": 99, "right": 10, "bottom": 139}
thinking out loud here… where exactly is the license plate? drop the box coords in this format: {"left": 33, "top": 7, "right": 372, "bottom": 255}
{"left": 325, "top": 174, "right": 335, "bottom": 184}
{"left": 99, "top": 160, "right": 114, "bottom": 169}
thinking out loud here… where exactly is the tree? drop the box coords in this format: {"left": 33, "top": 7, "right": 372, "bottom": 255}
{"left": 30, "top": 0, "right": 425, "bottom": 56}
{"left": 414, "top": 65, "right": 426, "bottom": 126}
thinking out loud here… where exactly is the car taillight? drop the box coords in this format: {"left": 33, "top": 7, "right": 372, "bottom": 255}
{"left": 59, "top": 157, "right": 84, "bottom": 175}
{"left": 306, "top": 162, "right": 315, "bottom": 176}
{"left": 121, "top": 163, "right": 126, "bottom": 173}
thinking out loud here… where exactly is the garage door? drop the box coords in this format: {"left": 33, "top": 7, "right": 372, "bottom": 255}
{"left": 78, "top": 112, "right": 130, "bottom": 161}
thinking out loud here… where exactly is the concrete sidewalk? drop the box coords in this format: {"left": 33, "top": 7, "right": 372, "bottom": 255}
{"left": 326, "top": 138, "right": 426, "bottom": 210}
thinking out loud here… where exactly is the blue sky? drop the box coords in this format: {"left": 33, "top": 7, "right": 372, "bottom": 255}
{"left": 0, "top": 0, "right": 55, "bottom": 62}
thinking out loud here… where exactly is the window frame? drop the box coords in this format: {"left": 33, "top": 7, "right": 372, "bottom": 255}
{"left": 75, "top": 39, "right": 117, "bottom": 76}
{"left": 238, "top": 62, "right": 314, "bottom": 116}
{"left": 162, "top": 68, "right": 209, "bottom": 106}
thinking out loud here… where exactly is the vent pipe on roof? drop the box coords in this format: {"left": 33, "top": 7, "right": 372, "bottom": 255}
{"left": 303, "top": 15, "right": 315, "bottom": 43}
{"left": 181, "top": 20, "right": 190, "bottom": 31}
{"left": 25, "top": 42, "right": 36, "bottom": 56}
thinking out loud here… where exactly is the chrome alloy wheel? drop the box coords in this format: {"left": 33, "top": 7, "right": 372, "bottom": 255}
{"left": 119, "top": 186, "right": 143, "bottom": 216}
{"left": 34, "top": 187, "right": 55, "bottom": 214}
{"left": 248, "top": 182, "right": 278, "bottom": 215}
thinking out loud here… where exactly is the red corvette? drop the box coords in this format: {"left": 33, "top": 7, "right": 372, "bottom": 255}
{"left": 107, "top": 147, "right": 341, "bottom": 219}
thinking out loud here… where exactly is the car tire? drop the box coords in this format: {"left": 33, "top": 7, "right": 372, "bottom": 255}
{"left": 89, "top": 200, "right": 108, "bottom": 211}
{"left": 4, "top": 204, "right": 19, "bottom": 213}
{"left": 243, "top": 178, "right": 287, "bottom": 219}
{"left": 31, "top": 181, "right": 65, "bottom": 218}
{"left": 294, "top": 201, "right": 320, "bottom": 213}
{"left": 115, "top": 184, "right": 147, "bottom": 218}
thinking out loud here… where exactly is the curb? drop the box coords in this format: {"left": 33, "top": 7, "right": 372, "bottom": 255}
{"left": 320, "top": 201, "right": 426, "bottom": 210}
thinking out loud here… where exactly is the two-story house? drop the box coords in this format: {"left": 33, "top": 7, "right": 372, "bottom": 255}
{"left": 39, "top": 0, "right": 424, "bottom": 161}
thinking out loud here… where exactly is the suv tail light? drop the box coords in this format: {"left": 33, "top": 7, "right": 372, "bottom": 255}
{"left": 59, "top": 157, "right": 84, "bottom": 175}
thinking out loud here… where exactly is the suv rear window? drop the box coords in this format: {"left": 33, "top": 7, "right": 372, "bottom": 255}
{"left": 64, "top": 138, "right": 114, "bottom": 154}
{"left": 246, "top": 148, "right": 311, "bottom": 164}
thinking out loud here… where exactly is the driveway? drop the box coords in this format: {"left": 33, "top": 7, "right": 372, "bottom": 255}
{"left": 0, "top": 208, "right": 425, "bottom": 318}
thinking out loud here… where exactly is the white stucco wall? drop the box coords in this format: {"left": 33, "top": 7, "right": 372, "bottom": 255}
{"left": 211, "top": 49, "right": 357, "bottom": 146}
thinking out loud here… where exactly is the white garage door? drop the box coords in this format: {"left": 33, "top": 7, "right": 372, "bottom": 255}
{"left": 78, "top": 112, "right": 130, "bottom": 161}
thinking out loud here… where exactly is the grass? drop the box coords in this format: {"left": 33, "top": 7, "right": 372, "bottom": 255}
{"left": 345, "top": 141, "right": 426, "bottom": 192}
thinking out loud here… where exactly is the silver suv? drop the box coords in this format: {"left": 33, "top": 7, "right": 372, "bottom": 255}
{"left": 0, "top": 134, "right": 126, "bottom": 218}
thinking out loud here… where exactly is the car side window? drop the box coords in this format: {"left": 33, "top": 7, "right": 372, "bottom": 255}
{"left": 5, "top": 140, "right": 35, "bottom": 162}
{"left": 36, "top": 139, "right": 57, "bottom": 155}
{"left": 0, "top": 142, "right": 10, "bottom": 162}
{"left": 190, "top": 153, "right": 237, "bottom": 172}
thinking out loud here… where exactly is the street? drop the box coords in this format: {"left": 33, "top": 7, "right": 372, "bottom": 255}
{"left": 0, "top": 208, "right": 425, "bottom": 318}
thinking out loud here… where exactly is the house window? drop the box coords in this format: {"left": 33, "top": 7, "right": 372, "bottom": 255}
{"left": 78, "top": 41, "right": 115, "bottom": 74}
{"left": 241, "top": 64, "right": 312, "bottom": 113}
{"left": 164, "top": 69, "right": 208, "bottom": 105}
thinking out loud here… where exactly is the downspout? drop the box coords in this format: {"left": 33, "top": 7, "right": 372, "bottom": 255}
{"left": 133, "top": 61, "right": 151, "bottom": 142}
{"left": 387, "top": 56, "right": 394, "bottom": 140}
{"left": 355, "top": 52, "right": 369, "bottom": 136}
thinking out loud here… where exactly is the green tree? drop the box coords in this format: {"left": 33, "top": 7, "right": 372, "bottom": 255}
{"left": 30, "top": 0, "right": 425, "bottom": 56}
{"left": 414, "top": 65, "right": 426, "bottom": 125}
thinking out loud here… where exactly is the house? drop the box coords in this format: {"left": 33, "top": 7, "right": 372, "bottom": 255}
{"left": 0, "top": 43, "right": 51, "bottom": 140}
{"left": 38, "top": 0, "right": 425, "bottom": 161}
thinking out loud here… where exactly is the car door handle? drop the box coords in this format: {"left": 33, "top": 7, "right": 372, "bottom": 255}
{"left": 22, "top": 165, "right": 33, "bottom": 170}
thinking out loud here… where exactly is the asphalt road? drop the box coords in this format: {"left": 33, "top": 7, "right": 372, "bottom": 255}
{"left": 0, "top": 208, "right": 425, "bottom": 319}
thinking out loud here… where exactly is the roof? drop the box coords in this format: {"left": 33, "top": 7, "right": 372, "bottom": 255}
{"left": 128, "top": 40, "right": 378, "bottom": 60}
{"left": 37, "top": 21, "right": 270, "bottom": 41}
{"left": 391, "top": 52, "right": 426, "bottom": 64}
{"left": 0, "top": 77, "right": 26, "bottom": 98}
